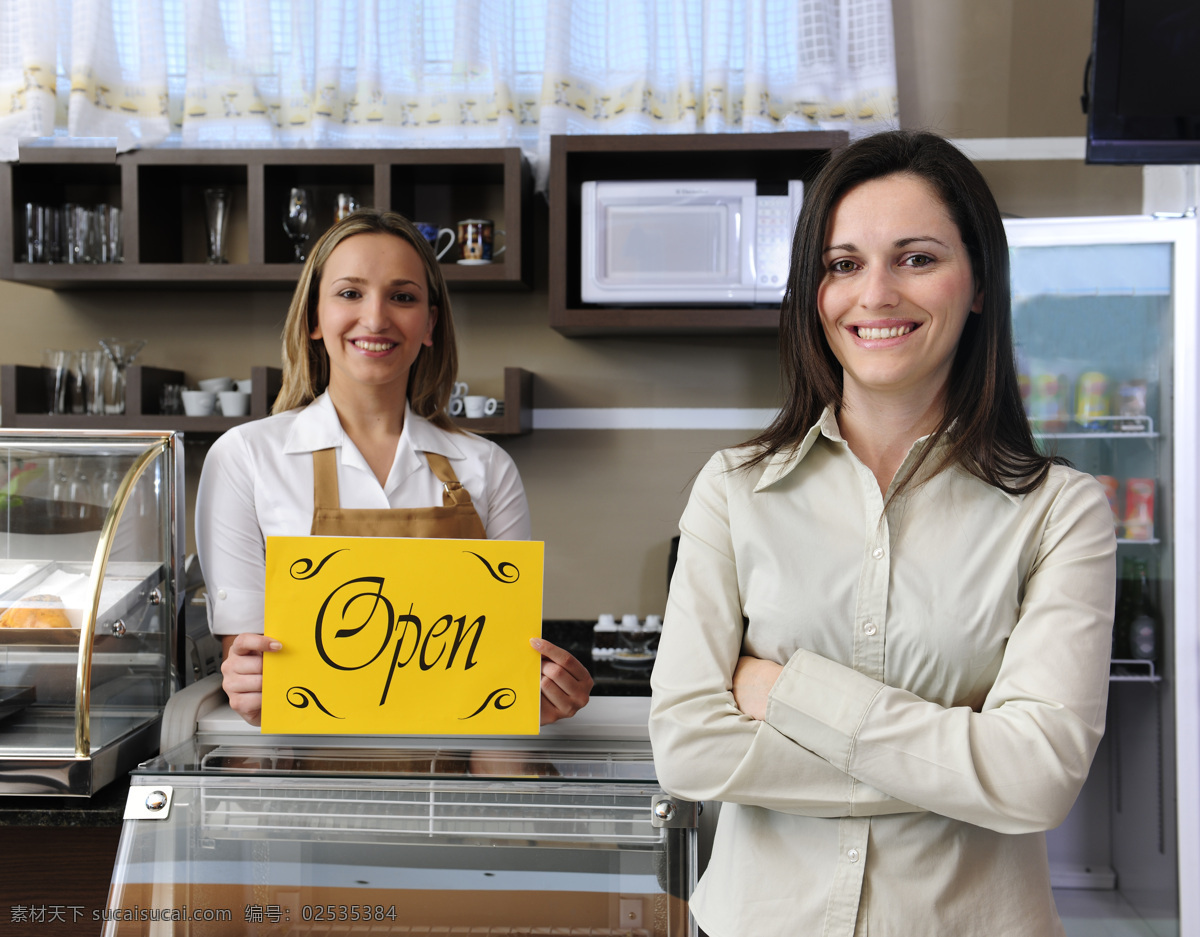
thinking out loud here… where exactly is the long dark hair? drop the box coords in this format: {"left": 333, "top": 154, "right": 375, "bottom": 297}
{"left": 742, "top": 130, "right": 1059, "bottom": 496}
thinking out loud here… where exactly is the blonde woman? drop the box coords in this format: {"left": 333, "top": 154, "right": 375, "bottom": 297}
{"left": 197, "top": 210, "right": 592, "bottom": 727}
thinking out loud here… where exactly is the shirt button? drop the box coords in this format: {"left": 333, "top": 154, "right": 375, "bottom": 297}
{"left": 217, "top": 589, "right": 227, "bottom": 600}
{"left": 863, "top": 622, "right": 877, "bottom": 636}
{"left": 871, "top": 547, "right": 884, "bottom": 559}
{"left": 847, "top": 848, "right": 860, "bottom": 862}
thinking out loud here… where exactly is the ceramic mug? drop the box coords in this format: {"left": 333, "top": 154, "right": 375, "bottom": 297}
{"left": 218, "top": 390, "right": 251, "bottom": 416}
{"left": 181, "top": 390, "right": 217, "bottom": 417}
{"left": 463, "top": 395, "right": 488, "bottom": 418}
{"left": 414, "top": 221, "right": 455, "bottom": 261}
{"left": 456, "top": 219, "right": 506, "bottom": 264}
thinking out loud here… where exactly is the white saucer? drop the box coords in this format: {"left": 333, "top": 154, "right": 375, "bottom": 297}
{"left": 456, "top": 259, "right": 492, "bottom": 265}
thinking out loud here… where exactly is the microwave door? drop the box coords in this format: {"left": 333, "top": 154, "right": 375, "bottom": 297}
{"left": 581, "top": 190, "right": 756, "bottom": 304}
{"left": 605, "top": 204, "right": 731, "bottom": 281}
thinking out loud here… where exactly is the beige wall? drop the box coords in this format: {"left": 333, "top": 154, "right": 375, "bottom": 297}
{"left": 1, "top": 0, "right": 1145, "bottom": 619}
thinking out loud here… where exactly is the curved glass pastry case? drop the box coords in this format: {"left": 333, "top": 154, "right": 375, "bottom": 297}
{"left": 0, "top": 430, "right": 184, "bottom": 796}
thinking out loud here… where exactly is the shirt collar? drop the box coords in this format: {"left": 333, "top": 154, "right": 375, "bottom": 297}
{"left": 753, "top": 406, "right": 971, "bottom": 495}
{"left": 282, "top": 393, "right": 467, "bottom": 462}
{"left": 753, "top": 408, "right": 832, "bottom": 492}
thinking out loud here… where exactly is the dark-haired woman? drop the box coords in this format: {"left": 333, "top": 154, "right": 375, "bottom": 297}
{"left": 649, "top": 131, "right": 1115, "bottom": 936}
{"left": 197, "top": 210, "right": 592, "bottom": 728}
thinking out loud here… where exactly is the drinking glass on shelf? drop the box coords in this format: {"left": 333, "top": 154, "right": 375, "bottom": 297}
{"left": 106, "top": 205, "right": 123, "bottom": 263}
{"left": 98, "top": 337, "right": 146, "bottom": 415}
{"left": 282, "top": 187, "right": 315, "bottom": 262}
{"left": 83, "top": 350, "right": 107, "bottom": 415}
{"left": 41, "top": 348, "right": 69, "bottom": 414}
{"left": 204, "top": 187, "right": 232, "bottom": 264}
{"left": 63, "top": 204, "right": 81, "bottom": 264}
{"left": 67, "top": 351, "right": 88, "bottom": 414}
{"left": 24, "top": 203, "right": 44, "bottom": 263}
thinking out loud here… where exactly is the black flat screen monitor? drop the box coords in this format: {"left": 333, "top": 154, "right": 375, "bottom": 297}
{"left": 1087, "top": 0, "right": 1200, "bottom": 164}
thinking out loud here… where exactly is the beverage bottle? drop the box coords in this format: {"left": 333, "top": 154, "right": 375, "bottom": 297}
{"left": 1112, "top": 556, "right": 1137, "bottom": 659}
{"left": 1127, "top": 560, "right": 1159, "bottom": 661}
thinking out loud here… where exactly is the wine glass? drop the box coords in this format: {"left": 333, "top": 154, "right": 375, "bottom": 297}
{"left": 98, "top": 337, "right": 147, "bottom": 415}
{"left": 282, "top": 187, "right": 315, "bottom": 262}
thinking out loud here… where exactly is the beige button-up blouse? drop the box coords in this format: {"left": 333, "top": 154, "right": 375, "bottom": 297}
{"left": 649, "top": 409, "right": 1116, "bottom": 937}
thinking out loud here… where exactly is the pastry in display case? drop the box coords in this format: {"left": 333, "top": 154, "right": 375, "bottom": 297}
{"left": 0, "top": 430, "right": 184, "bottom": 796}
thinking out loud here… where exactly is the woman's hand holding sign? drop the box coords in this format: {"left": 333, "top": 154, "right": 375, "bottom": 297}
{"left": 532, "top": 638, "right": 594, "bottom": 725}
{"left": 221, "top": 632, "right": 282, "bottom": 727}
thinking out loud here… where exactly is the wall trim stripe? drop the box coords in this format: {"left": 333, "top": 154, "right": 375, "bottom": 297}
{"left": 531, "top": 407, "right": 778, "bottom": 430}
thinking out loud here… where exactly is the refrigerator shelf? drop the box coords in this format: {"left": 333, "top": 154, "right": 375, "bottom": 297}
{"left": 1030, "top": 416, "right": 1156, "bottom": 439}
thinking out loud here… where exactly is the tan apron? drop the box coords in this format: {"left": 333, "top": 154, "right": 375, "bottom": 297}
{"left": 310, "top": 447, "right": 487, "bottom": 539}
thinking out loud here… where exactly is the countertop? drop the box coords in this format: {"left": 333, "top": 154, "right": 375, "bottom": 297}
{"left": 0, "top": 619, "right": 650, "bottom": 826}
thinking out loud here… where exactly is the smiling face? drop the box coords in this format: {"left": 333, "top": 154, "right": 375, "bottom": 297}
{"left": 310, "top": 232, "right": 437, "bottom": 402}
{"left": 817, "top": 172, "right": 982, "bottom": 411}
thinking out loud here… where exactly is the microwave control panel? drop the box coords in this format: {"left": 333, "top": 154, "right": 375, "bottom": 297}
{"left": 753, "top": 181, "right": 804, "bottom": 303}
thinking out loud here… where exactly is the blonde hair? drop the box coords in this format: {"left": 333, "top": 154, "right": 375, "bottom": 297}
{"left": 273, "top": 209, "right": 459, "bottom": 431}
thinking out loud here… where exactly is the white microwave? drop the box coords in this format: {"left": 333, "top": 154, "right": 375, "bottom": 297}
{"left": 580, "top": 178, "right": 803, "bottom": 305}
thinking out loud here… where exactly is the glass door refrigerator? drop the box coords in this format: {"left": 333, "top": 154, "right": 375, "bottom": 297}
{"left": 1005, "top": 215, "right": 1199, "bottom": 937}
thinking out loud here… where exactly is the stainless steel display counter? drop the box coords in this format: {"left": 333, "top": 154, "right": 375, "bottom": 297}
{"left": 106, "top": 681, "right": 695, "bottom": 936}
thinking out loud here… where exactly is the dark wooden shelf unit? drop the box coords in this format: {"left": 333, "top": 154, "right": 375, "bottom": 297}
{"left": 1, "top": 147, "right": 532, "bottom": 291}
{"left": 548, "top": 130, "right": 849, "bottom": 335}
{"left": 2, "top": 365, "right": 532, "bottom": 437}
{"left": 0, "top": 364, "right": 283, "bottom": 433}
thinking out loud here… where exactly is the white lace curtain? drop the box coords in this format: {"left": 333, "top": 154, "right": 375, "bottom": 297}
{"left": 0, "top": 0, "right": 898, "bottom": 188}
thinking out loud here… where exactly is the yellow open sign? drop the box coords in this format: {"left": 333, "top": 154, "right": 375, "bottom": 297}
{"left": 262, "top": 536, "right": 544, "bottom": 736}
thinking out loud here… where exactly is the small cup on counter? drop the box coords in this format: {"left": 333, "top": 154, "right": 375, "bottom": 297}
{"left": 180, "top": 390, "right": 217, "bottom": 417}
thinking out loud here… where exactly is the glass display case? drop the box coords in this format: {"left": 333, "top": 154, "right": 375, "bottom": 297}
{"left": 108, "top": 698, "right": 696, "bottom": 937}
{"left": 0, "top": 430, "right": 184, "bottom": 796}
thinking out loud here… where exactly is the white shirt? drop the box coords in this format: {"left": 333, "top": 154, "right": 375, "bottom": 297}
{"left": 195, "top": 393, "right": 530, "bottom": 635}
{"left": 649, "top": 409, "right": 1116, "bottom": 937}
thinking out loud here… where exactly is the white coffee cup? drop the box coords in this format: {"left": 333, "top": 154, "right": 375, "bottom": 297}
{"left": 483, "top": 397, "right": 499, "bottom": 416}
{"left": 463, "top": 395, "right": 487, "bottom": 418}
{"left": 235, "top": 379, "right": 252, "bottom": 393}
{"left": 218, "top": 390, "right": 251, "bottom": 416}
{"left": 453, "top": 381, "right": 469, "bottom": 398}
{"left": 198, "top": 377, "right": 234, "bottom": 393}
{"left": 448, "top": 397, "right": 465, "bottom": 417}
{"left": 181, "top": 390, "right": 217, "bottom": 416}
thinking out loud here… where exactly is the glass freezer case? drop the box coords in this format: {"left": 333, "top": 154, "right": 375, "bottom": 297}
{"left": 1005, "top": 216, "right": 1200, "bottom": 937}
{"left": 0, "top": 430, "right": 185, "bottom": 796}
{"left": 108, "top": 692, "right": 695, "bottom": 937}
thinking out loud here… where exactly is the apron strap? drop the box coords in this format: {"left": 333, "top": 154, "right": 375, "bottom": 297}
{"left": 312, "top": 447, "right": 474, "bottom": 510}
{"left": 312, "top": 448, "right": 340, "bottom": 511}
{"left": 424, "top": 452, "right": 475, "bottom": 508}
